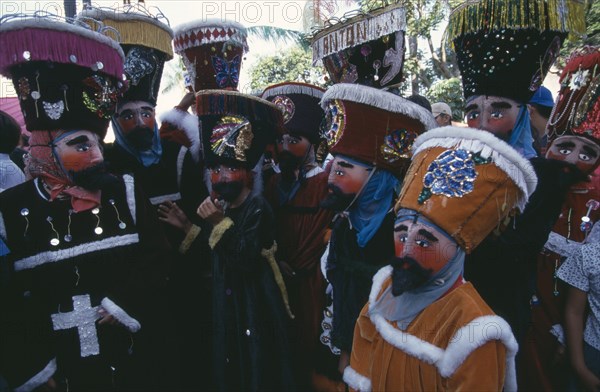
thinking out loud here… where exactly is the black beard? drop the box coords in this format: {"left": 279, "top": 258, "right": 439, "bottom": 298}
{"left": 390, "top": 256, "right": 433, "bottom": 297}
{"left": 125, "top": 126, "right": 154, "bottom": 150}
{"left": 70, "top": 163, "right": 119, "bottom": 192}
{"left": 278, "top": 151, "right": 303, "bottom": 183}
{"left": 320, "top": 184, "right": 356, "bottom": 211}
{"left": 213, "top": 181, "right": 244, "bottom": 202}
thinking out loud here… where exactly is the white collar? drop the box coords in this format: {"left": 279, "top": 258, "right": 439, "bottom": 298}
{"left": 0, "top": 153, "right": 11, "bottom": 161}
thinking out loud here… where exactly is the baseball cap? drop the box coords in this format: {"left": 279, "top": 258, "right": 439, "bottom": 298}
{"left": 529, "top": 86, "right": 554, "bottom": 108}
{"left": 432, "top": 102, "right": 452, "bottom": 117}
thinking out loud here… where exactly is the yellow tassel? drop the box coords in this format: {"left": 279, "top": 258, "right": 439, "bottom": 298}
{"left": 209, "top": 218, "right": 234, "bottom": 249}
{"left": 178, "top": 224, "right": 201, "bottom": 254}
{"left": 261, "top": 242, "right": 295, "bottom": 320}
{"left": 82, "top": 18, "right": 173, "bottom": 58}
{"left": 448, "top": 0, "right": 588, "bottom": 43}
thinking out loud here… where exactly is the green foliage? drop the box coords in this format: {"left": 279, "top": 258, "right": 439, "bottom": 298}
{"left": 560, "top": 0, "right": 600, "bottom": 63}
{"left": 248, "top": 45, "right": 329, "bottom": 92}
{"left": 425, "top": 78, "right": 465, "bottom": 121}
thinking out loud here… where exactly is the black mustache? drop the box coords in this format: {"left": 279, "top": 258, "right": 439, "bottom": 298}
{"left": 70, "top": 163, "right": 119, "bottom": 191}
{"left": 319, "top": 184, "right": 356, "bottom": 211}
{"left": 390, "top": 256, "right": 432, "bottom": 297}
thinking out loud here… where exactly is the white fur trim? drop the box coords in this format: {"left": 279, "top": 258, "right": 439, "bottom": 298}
{"left": 312, "top": 5, "right": 406, "bottom": 64}
{"left": 306, "top": 166, "right": 324, "bottom": 179}
{"left": 367, "top": 266, "right": 518, "bottom": 391}
{"left": 77, "top": 8, "right": 174, "bottom": 37}
{"left": 320, "top": 242, "right": 330, "bottom": 283}
{"left": 176, "top": 147, "right": 187, "bottom": 189}
{"left": 0, "top": 210, "right": 6, "bottom": 241}
{"left": 550, "top": 324, "right": 566, "bottom": 346}
{"left": 343, "top": 366, "right": 372, "bottom": 392}
{"left": 123, "top": 174, "right": 136, "bottom": 225}
{"left": 149, "top": 192, "right": 181, "bottom": 205}
{"left": 369, "top": 265, "right": 394, "bottom": 305}
{"left": 173, "top": 19, "right": 248, "bottom": 52}
{"left": 261, "top": 82, "right": 324, "bottom": 100}
{"left": 100, "top": 297, "right": 141, "bottom": 332}
{"left": 14, "top": 234, "right": 140, "bottom": 271}
{"left": 412, "top": 126, "right": 538, "bottom": 212}
{"left": 14, "top": 358, "right": 57, "bottom": 392}
{"left": 544, "top": 232, "right": 583, "bottom": 258}
{"left": 159, "top": 108, "right": 201, "bottom": 162}
{"left": 321, "top": 84, "right": 437, "bottom": 130}
{"left": 0, "top": 18, "right": 124, "bottom": 60}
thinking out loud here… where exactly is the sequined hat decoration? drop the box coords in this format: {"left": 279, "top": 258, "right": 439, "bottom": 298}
{"left": 261, "top": 82, "right": 325, "bottom": 144}
{"left": 320, "top": 83, "right": 436, "bottom": 178}
{"left": 311, "top": 3, "right": 407, "bottom": 88}
{"left": 196, "top": 90, "right": 284, "bottom": 168}
{"left": 396, "top": 127, "right": 538, "bottom": 253}
{"left": 448, "top": 0, "right": 586, "bottom": 103}
{"left": 547, "top": 46, "right": 600, "bottom": 145}
{"left": 0, "top": 15, "right": 126, "bottom": 138}
{"left": 173, "top": 19, "right": 248, "bottom": 92}
{"left": 78, "top": 5, "right": 174, "bottom": 106}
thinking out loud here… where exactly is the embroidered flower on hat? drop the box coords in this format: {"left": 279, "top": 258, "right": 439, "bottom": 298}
{"left": 210, "top": 115, "right": 253, "bottom": 161}
{"left": 82, "top": 75, "right": 120, "bottom": 119}
{"left": 321, "top": 100, "right": 346, "bottom": 148}
{"left": 271, "top": 95, "right": 295, "bottom": 124}
{"left": 418, "top": 149, "right": 491, "bottom": 204}
{"left": 381, "top": 129, "right": 417, "bottom": 163}
{"left": 124, "top": 47, "right": 158, "bottom": 87}
{"left": 42, "top": 101, "right": 65, "bottom": 120}
{"left": 17, "top": 77, "right": 31, "bottom": 101}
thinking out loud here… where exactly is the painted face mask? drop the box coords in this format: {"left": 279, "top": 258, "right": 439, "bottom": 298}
{"left": 546, "top": 135, "right": 600, "bottom": 174}
{"left": 321, "top": 155, "right": 372, "bottom": 211}
{"left": 115, "top": 102, "right": 156, "bottom": 150}
{"left": 209, "top": 165, "right": 248, "bottom": 202}
{"left": 465, "top": 96, "right": 521, "bottom": 141}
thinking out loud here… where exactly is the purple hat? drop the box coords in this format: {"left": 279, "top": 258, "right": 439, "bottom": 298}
{"left": 0, "top": 16, "right": 126, "bottom": 138}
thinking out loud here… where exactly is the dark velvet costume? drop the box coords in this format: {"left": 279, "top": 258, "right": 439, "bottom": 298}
{"left": 208, "top": 194, "right": 295, "bottom": 391}
{"left": 465, "top": 157, "right": 582, "bottom": 344}
{"left": 327, "top": 211, "right": 395, "bottom": 352}
{"left": 0, "top": 176, "right": 170, "bottom": 391}
{"left": 104, "top": 139, "right": 210, "bottom": 390}
{"left": 266, "top": 168, "right": 333, "bottom": 386}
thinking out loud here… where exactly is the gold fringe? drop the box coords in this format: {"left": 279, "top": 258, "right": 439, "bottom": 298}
{"left": 178, "top": 224, "right": 201, "bottom": 254}
{"left": 209, "top": 218, "right": 234, "bottom": 249}
{"left": 83, "top": 18, "right": 173, "bottom": 58}
{"left": 448, "top": 0, "right": 587, "bottom": 42}
{"left": 261, "top": 242, "right": 295, "bottom": 320}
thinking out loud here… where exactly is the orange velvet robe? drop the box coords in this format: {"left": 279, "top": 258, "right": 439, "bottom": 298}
{"left": 345, "top": 266, "right": 518, "bottom": 392}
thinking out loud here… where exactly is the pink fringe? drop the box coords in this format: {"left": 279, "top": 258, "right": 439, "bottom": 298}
{"left": 0, "top": 28, "right": 123, "bottom": 79}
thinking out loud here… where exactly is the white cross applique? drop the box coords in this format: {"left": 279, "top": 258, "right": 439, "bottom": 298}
{"left": 51, "top": 294, "right": 102, "bottom": 357}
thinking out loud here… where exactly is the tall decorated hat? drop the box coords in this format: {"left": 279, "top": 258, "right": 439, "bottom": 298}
{"left": 173, "top": 19, "right": 248, "bottom": 92}
{"left": 396, "top": 127, "right": 538, "bottom": 253}
{"left": 320, "top": 83, "right": 437, "bottom": 177}
{"left": 311, "top": 2, "right": 406, "bottom": 88}
{"left": 77, "top": 6, "right": 174, "bottom": 106}
{"left": 0, "top": 15, "right": 126, "bottom": 138}
{"left": 261, "top": 82, "right": 325, "bottom": 144}
{"left": 547, "top": 46, "right": 600, "bottom": 144}
{"left": 196, "top": 90, "right": 284, "bottom": 168}
{"left": 448, "top": 0, "right": 586, "bottom": 103}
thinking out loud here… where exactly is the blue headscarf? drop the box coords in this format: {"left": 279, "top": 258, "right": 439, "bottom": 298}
{"left": 349, "top": 168, "right": 399, "bottom": 248}
{"left": 111, "top": 118, "right": 162, "bottom": 167}
{"left": 508, "top": 105, "right": 537, "bottom": 159}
